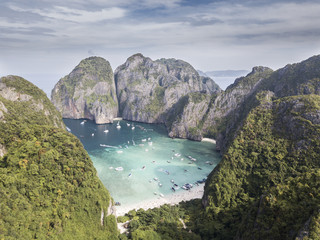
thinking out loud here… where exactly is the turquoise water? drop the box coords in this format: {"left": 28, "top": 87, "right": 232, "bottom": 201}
{"left": 63, "top": 119, "right": 221, "bottom": 205}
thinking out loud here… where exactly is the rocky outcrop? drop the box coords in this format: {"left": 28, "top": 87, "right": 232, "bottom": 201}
{"left": 215, "top": 55, "right": 320, "bottom": 153}
{"left": 115, "top": 53, "right": 221, "bottom": 139}
{"left": 51, "top": 57, "right": 118, "bottom": 124}
{"left": 0, "top": 75, "right": 64, "bottom": 128}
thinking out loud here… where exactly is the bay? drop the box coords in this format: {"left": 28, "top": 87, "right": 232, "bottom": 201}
{"left": 63, "top": 119, "right": 221, "bottom": 206}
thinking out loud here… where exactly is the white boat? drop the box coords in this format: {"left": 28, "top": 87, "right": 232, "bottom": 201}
{"left": 148, "top": 142, "right": 153, "bottom": 146}
{"left": 154, "top": 177, "right": 158, "bottom": 181}
{"left": 91, "top": 133, "right": 94, "bottom": 136}
{"left": 116, "top": 150, "right": 123, "bottom": 154}
{"left": 158, "top": 183, "right": 162, "bottom": 187}
{"left": 141, "top": 139, "right": 147, "bottom": 142}
{"left": 66, "top": 126, "right": 71, "bottom": 132}
{"left": 116, "top": 121, "right": 121, "bottom": 129}
{"left": 159, "top": 193, "right": 164, "bottom": 197}
{"left": 104, "top": 130, "right": 109, "bottom": 133}
{"left": 127, "top": 123, "right": 130, "bottom": 127}
{"left": 115, "top": 167, "right": 123, "bottom": 171}
{"left": 131, "top": 124, "right": 135, "bottom": 130}
{"left": 154, "top": 192, "right": 157, "bottom": 195}
{"left": 80, "top": 121, "right": 85, "bottom": 125}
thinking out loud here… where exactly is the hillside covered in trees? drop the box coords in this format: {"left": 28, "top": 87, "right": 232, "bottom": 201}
{"left": 0, "top": 76, "right": 119, "bottom": 239}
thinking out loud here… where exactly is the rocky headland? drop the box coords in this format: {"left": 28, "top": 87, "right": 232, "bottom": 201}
{"left": 51, "top": 57, "right": 118, "bottom": 124}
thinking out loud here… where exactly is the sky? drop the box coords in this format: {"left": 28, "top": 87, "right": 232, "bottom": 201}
{"left": 1, "top": 0, "right": 320, "bottom": 95}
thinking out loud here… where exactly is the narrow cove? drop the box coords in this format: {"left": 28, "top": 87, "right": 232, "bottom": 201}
{"left": 64, "top": 119, "right": 221, "bottom": 214}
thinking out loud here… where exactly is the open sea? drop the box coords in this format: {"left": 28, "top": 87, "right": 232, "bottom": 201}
{"left": 63, "top": 119, "right": 221, "bottom": 206}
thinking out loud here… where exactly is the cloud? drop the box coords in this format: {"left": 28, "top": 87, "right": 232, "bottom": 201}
{"left": 1, "top": 0, "right": 320, "bottom": 77}
{"left": 8, "top": 4, "right": 126, "bottom": 23}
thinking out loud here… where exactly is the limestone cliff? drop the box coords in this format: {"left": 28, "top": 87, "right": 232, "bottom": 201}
{"left": 215, "top": 55, "right": 320, "bottom": 153}
{"left": 51, "top": 57, "right": 118, "bottom": 124}
{"left": 115, "top": 53, "right": 221, "bottom": 139}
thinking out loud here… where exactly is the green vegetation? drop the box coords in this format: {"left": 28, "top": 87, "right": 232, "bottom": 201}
{"left": 0, "top": 76, "right": 118, "bottom": 239}
{"left": 119, "top": 204, "right": 202, "bottom": 240}
{"left": 84, "top": 93, "right": 117, "bottom": 109}
{"left": 1, "top": 76, "right": 64, "bottom": 128}
{"left": 201, "top": 94, "right": 320, "bottom": 239}
{"left": 144, "top": 86, "right": 165, "bottom": 115}
{"left": 52, "top": 56, "right": 115, "bottom": 102}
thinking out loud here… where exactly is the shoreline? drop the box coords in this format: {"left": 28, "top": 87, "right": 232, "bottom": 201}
{"left": 115, "top": 184, "right": 204, "bottom": 216}
{"left": 201, "top": 138, "right": 216, "bottom": 144}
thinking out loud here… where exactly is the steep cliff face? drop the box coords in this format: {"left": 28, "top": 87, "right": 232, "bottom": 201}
{"left": 114, "top": 53, "right": 220, "bottom": 140}
{"left": 0, "top": 75, "right": 64, "bottom": 128}
{"left": 0, "top": 75, "right": 118, "bottom": 239}
{"left": 201, "top": 94, "right": 320, "bottom": 239}
{"left": 199, "top": 67, "right": 273, "bottom": 142}
{"left": 215, "top": 55, "right": 320, "bottom": 153}
{"left": 115, "top": 54, "right": 220, "bottom": 125}
{"left": 51, "top": 57, "right": 118, "bottom": 124}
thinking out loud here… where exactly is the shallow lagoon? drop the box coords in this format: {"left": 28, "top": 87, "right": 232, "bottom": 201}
{"left": 64, "top": 119, "right": 221, "bottom": 206}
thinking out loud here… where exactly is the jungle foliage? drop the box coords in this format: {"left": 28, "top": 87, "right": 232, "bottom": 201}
{"left": 0, "top": 76, "right": 118, "bottom": 239}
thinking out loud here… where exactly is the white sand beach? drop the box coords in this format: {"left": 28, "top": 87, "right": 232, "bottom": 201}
{"left": 201, "top": 138, "right": 216, "bottom": 144}
{"left": 115, "top": 184, "right": 205, "bottom": 216}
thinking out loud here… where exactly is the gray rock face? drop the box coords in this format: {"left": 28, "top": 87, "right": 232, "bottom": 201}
{"left": 51, "top": 57, "right": 118, "bottom": 124}
{"left": 115, "top": 53, "right": 221, "bottom": 139}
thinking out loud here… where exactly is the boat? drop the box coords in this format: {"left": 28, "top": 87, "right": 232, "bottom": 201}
{"left": 141, "top": 139, "right": 147, "bottom": 142}
{"left": 131, "top": 124, "right": 135, "bottom": 130}
{"left": 80, "top": 120, "right": 85, "bottom": 125}
{"left": 148, "top": 142, "right": 153, "bottom": 146}
{"left": 66, "top": 126, "right": 71, "bottom": 132}
{"left": 115, "top": 202, "right": 121, "bottom": 206}
{"left": 128, "top": 173, "right": 132, "bottom": 177}
{"left": 145, "top": 149, "right": 149, "bottom": 152}
{"left": 109, "top": 167, "right": 113, "bottom": 170}
{"left": 170, "top": 179, "right": 174, "bottom": 183}
{"left": 198, "top": 167, "right": 202, "bottom": 170}
{"left": 126, "top": 123, "right": 130, "bottom": 127}
{"left": 116, "top": 121, "right": 121, "bottom": 129}
{"left": 182, "top": 183, "right": 193, "bottom": 190}
{"left": 104, "top": 129, "right": 109, "bottom": 133}
{"left": 91, "top": 133, "right": 94, "bottom": 136}
{"left": 171, "top": 187, "right": 176, "bottom": 192}
{"left": 159, "top": 193, "right": 164, "bottom": 197}
{"left": 100, "top": 144, "right": 118, "bottom": 149}
{"left": 158, "top": 183, "right": 162, "bottom": 187}
{"left": 141, "top": 166, "right": 146, "bottom": 170}
{"left": 115, "top": 167, "right": 123, "bottom": 171}
{"left": 154, "top": 177, "right": 158, "bottom": 181}
{"left": 164, "top": 170, "right": 170, "bottom": 175}
{"left": 148, "top": 138, "right": 151, "bottom": 141}
{"left": 154, "top": 192, "right": 157, "bottom": 195}
{"left": 116, "top": 150, "right": 123, "bottom": 154}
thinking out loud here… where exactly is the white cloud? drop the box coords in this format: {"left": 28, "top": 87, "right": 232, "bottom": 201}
{"left": 8, "top": 4, "right": 126, "bottom": 23}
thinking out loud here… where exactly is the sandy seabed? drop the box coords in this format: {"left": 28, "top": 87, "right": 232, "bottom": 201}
{"left": 115, "top": 184, "right": 204, "bottom": 216}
